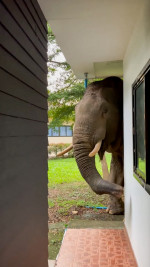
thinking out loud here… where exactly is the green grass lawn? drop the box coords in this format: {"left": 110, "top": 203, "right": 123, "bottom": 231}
{"left": 48, "top": 153, "right": 111, "bottom": 187}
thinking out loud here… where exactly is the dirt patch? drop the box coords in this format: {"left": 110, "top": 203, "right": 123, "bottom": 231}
{"left": 48, "top": 181, "right": 110, "bottom": 224}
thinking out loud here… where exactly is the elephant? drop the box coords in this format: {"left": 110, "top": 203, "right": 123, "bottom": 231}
{"left": 73, "top": 76, "right": 124, "bottom": 215}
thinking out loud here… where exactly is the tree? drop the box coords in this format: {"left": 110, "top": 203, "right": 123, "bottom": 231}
{"left": 47, "top": 25, "right": 85, "bottom": 127}
{"left": 48, "top": 82, "right": 85, "bottom": 127}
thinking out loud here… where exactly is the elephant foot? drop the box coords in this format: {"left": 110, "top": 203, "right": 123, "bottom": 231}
{"left": 106, "top": 195, "right": 124, "bottom": 215}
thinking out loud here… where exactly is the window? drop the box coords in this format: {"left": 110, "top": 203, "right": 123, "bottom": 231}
{"left": 48, "top": 126, "right": 73, "bottom": 137}
{"left": 132, "top": 60, "right": 150, "bottom": 194}
{"left": 60, "top": 127, "right": 66, "bottom": 136}
{"left": 66, "top": 126, "right": 72, "bottom": 137}
{"left": 52, "top": 127, "right": 59, "bottom": 137}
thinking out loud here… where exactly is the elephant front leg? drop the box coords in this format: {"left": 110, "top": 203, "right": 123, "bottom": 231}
{"left": 106, "top": 153, "right": 124, "bottom": 215}
{"left": 101, "top": 153, "right": 110, "bottom": 181}
{"left": 106, "top": 195, "right": 124, "bottom": 215}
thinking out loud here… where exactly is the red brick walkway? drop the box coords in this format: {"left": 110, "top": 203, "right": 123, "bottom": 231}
{"left": 55, "top": 229, "right": 137, "bottom": 267}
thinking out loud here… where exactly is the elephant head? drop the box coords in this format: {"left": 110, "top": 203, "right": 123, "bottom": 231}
{"left": 73, "top": 76, "right": 123, "bottom": 199}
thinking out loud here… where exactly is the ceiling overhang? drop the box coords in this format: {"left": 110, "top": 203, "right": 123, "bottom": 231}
{"left": 38, "top": 0, "right": 144, "bottom": 79}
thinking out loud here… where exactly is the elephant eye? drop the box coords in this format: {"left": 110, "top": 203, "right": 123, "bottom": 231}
{"left": 103, "top": 107, "right": 108, "bottom": 113}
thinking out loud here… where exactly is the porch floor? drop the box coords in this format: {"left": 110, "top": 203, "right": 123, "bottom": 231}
{"left": 54, "top": 228, "right": 137, "bottom": 267}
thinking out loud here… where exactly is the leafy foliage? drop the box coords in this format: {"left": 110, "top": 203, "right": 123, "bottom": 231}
{"left": 48, "top": 82, "right": 85, "bottom": 126}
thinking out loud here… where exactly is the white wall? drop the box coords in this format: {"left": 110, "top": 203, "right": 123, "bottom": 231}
{"left": 123, "top": 1, "right": 150, "bottom": 266}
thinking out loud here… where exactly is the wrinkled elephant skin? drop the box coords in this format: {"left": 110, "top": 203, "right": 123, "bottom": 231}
{"left": 73, "top": 77, "right": 124, "bottom": 215}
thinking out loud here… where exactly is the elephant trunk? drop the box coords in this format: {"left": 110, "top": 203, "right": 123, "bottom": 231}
{"left": 73, "top": 134, "right": 123, "bottom": 198}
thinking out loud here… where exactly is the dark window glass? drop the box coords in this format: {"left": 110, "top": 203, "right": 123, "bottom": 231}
{"left": 135, "top": 82, "right": 146, "bottom": 180}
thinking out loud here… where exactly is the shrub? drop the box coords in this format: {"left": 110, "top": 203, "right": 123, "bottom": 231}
{"left": 48, "top": 143, "right": 74, "bottom": 158}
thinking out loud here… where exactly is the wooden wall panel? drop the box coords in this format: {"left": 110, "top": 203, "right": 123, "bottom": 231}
{"left": 0, "top": 1, "right": 48, "bottom": 266}
{"left": 0, "top": 68, "right": 47, "bottom": 109}
{"left": 0, "top": 46, "right": 47, "bottom": 97}
{"left": 0, "top": 137, "right": 48, "bottom": 267}
{"left": 0, "top": 115, "right": 47, "bottom": 136}
{"left": 31, "top": 0, "right": 47, "bottom": 32}
{"left": 1, "top": 25, "right": 47, "bottom": 83}
{"left": 22, "top": 0, "right": 47, "bottom": 44}
{"left": 1, "top": 1, "right": 47, "bottom": 59}
{"left": 0, "top": 91, "right": 47, "bottom": 122}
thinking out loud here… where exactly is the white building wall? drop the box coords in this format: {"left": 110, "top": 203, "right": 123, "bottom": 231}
{"left": 123, "top": 1, "right": 150, "bottom": 266}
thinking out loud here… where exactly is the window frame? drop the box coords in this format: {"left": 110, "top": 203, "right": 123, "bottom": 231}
{"left": 132, "top": 59, "right": 150, "bottom": 194}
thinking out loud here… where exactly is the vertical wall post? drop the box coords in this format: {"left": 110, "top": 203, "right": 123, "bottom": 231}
{"left": 84, "top": 72, "right": 88, "bottom": 89}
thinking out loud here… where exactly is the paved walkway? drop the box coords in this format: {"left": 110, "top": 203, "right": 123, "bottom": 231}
{"left": 55, "top": 228, "right": 137, "bottom": 267}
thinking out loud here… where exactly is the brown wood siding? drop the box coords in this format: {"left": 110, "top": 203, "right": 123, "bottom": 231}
{"left": 0, "top": 1, "right": 48, "bottom": 266}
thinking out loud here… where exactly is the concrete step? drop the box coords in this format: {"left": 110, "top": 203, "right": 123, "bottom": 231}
{"left": 48, "top": 260, "right": 55, "bottom": 267}
{"left": 68, "top": 219, "right": 124, "bottom": 229}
